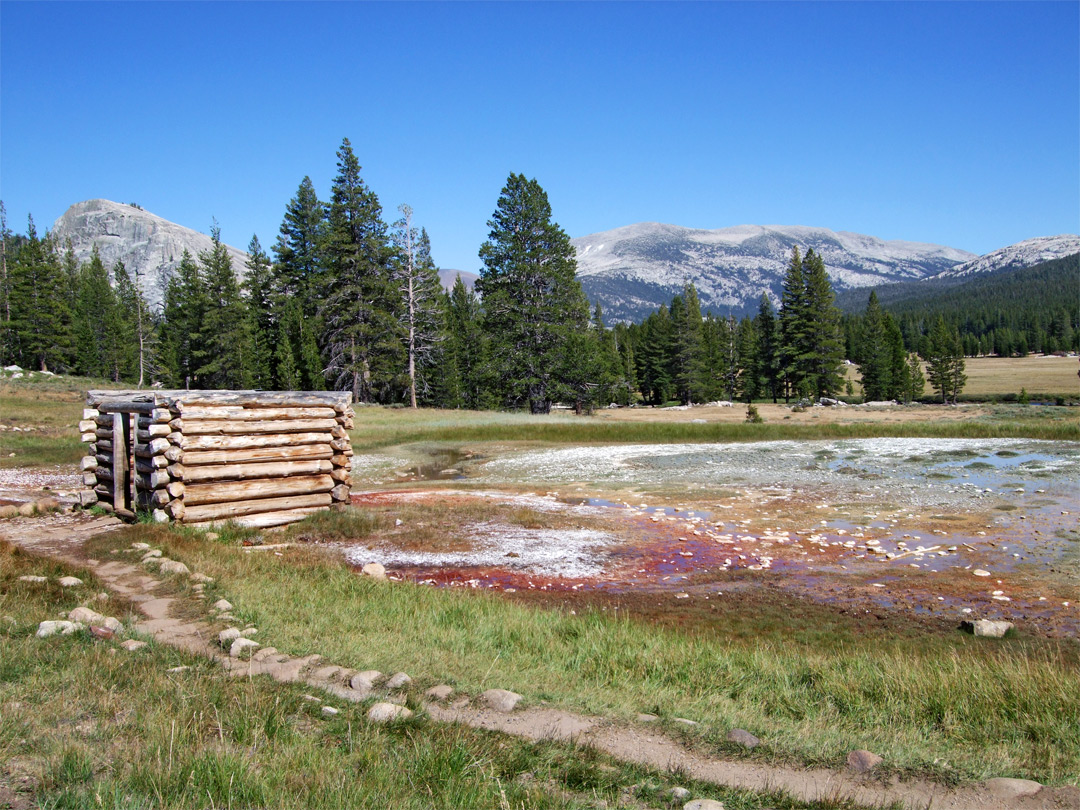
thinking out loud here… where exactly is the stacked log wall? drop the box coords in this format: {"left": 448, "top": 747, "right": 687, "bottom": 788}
{"left": 79, "top": 391, "right": 353, "bottom": 529}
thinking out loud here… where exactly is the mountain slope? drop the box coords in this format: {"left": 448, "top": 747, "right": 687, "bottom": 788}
{"left": 927, "top": 234, "right": 1080, "bottom": 281}
{"left": 52, "top": 199, "right": 250, "bottom": 307}
{"left": 572, "top": 223, "right": 973, "bottom": 321}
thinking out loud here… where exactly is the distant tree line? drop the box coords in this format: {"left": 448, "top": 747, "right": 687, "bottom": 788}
{"left": 1, "top": 152, "right": 1075, "bottom": 408}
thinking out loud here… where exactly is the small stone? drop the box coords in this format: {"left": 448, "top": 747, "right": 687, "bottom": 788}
{"left": 971, "top": 620, "right": 1014, "bottom": 638}
{"left": 58, "top": 576, "right": 83, "bottom": 588}
{"left": 479, "top": 689, "right": 522, "bottom": 713}
{"left": 131, "top": 543, "right": 151, "bottom": 551}
{"left": 17, "top": 502, "right": 36, "bottom": 516}
{"left": 68, "top": 607, "right": 105, "bottom": 625}
{"left": 141, "top": 550, "right": 163, "bottom": 561}
{"left": 673, "top": 718, "right": 699, "bottom": 727}
{"left": 18, "top": 575, "right": 47, "bottom": 583}
{"left": 166, "top": 666, "right": 191, "bottom": 673}
{"left": 983, "top": 777, "right": 1043, "bottom": 800}
{"left": 121, "top": 639, "right": 148, "bottom": 652}
{"left": 637, "top": 713, "right": 659, "bottom": 722}
{"left": 847, "top": 749, "right": 883, "bottom": 772}
{"left": 385, "top": 671, "right": 411, "bottom": 690}
{"left": 190, "top": 573, "right": 214, "bottom": 584}
{"left": 0, "top": 505, "right": 19, "bottom": 519}
{"left": 425, "top": 684, "right": 454, "bottom": 701}
{"left": 350, "top": 670, "right": 382, "bottom": 691}
{"left": 89, "top": 625, "right": 116, "bottom": 641}
{"left": 726, "top": 728, "right": 760, "bottom": 748}
{"left": 367, "top": 702, "right": 413, "bottom": 723}
{"left": 669, "top": 786, "right": 691, "bottom": 801}
{"left": 101, "top": 616, "right": 122, "bottom": 632}
{"left": 159, "top": 560, "right": 190, "bottom": 576}
{"left": 205, "top": 532, "right": 220, "bottom": 541}
{"left": 36, "top": 620, "right": 81, "bottom": 637}
{"left": 240, "top": 627, "right": 257, "bottom": 637}
{"left": 321, "top": 705, "right": 340, "bottom": 716}
{"left": 973, "top": 569, "right": 991, "bottom": 577}
{"left": 361, "top": 562, "right": 387, "bottom": 580}
{"left": 219, "top": 628, "right": 241, "bottom": 645}
{"left": 683, "top": 800, "right": 725, "bottom": 810}
{"left": 213, "top": 599, "right": 233, "bottom": 612}
{"left": 229, "top": 638, "right": 260, "bottom": 658}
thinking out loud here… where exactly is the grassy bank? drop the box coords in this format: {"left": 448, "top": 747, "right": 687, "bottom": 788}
{"left": 2, "top": 538, "right": 861, "bottom": 810}
{"left": 84, "top": 521, "right": 1080, "bottom": 787}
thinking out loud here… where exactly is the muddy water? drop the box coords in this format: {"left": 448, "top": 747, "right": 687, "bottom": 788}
{"left": 346, "top": 439, "right": 1080, "bottom": 636}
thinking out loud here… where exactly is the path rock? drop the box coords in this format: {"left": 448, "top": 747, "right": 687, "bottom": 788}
{"left": 669, "top": 786, "right": 691, "bottom": 801}
{"left": 479, "top": 689, "right": 522, "bottom": 713}
{"left": 361, "top": 562, "right": 386, "bottom": 580}
{"left": 637, "top": 713, "right": 659, "bottom": 722}
{"left": 683, "top": 800, "right": 725, "bottom": 810}
{"left": 425, "top": 684, "right": 454, "bottom": 701}
{"left": 68, "top": 607, "right": 105, "bottom": 625}
{"left": 0, "top": 505, "right": 19, "bottom": 518}
{"left": 350, "top": 670, "right": 382, "bottom": 691}
{"left": 983, "top": 777, "right": 1042, "bottom": 800}
{"left": 367, "top": 702, "right": 413, "bottom": 723}
{"left": 847, "top": 749, "right": 883, "bottom": 772}
{"left": 973, "top": 569, "right": 991, "bottom": 577}
{"left": 17, "top": 575, "right": 47, "bottom": 583}
{"left": 141, "top": 550, "right": 162, "bottom": 561}
{"left": 131, "top": 543, "right": 151, "bottom": 551}
{"left": 58, "top": 576, "right": 83, "bottom": 587}
{"left": 229, "top": 638, "right": 260, "bottom": 658}
{"left": 17, "top": 502, "right": 36, "bottom": 516}
{"left": 36, "top": 620, "right": 82, "bottom": 637}
{"left": 219, "top": 628, "right": 241, "bottom": 645}
{"left": 321, "top": 706, "right": 339, "bottom": 716}
{"left": 971, "top": 619, "right": 1013, "bottom": 638}
{"left": 673, "top": 718, "right": 699, "bottom": 727}
{"left": 385, "top": 671, "right": 411, "bottom": 690}
{"left": 726, "top": 728, "right": 760, "bottom": 748}
{"left": 120, "top": 639, "right": 148, "bottom": 652}
{"left": 190, "top": 573, "right": 214, "bottom": 583}
{"left": 159, "top": 560, "right": 190, "bottom": 576}
{"left": 212, "top": 599, "right": 233, "bottom": 612}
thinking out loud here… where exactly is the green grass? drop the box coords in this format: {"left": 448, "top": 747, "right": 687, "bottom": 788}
{"left": 1, "top": 538, "right": 867, "bottom": 810}
{"left": 85, "top": 523, "right": 1080, "bottom": 787}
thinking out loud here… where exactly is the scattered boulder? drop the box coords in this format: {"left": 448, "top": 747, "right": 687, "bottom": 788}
{"left": 67, "top": 607, "right": 104, "bottom": 625}
{"left": 120, "top": 639, "right": 148, "bottom": 652}
{"left": 970, "top": 619, "right": 1013, "bottom": 638}
{"left": 350, "top": 670, "right": 383, "bottom": 691}
{"left": 36, "top": 620, "right": 83, "bottom": 637}
{"left": 229, "top": 638, "right": 260, "bottom": 658}
{"left": 479, "top": 689, "right": 522, "bottom": 713}
{"left": 361, "top": 562, "right": 387, "bottom": 580}
{"left": 846, "top": 749, "right": 883, "bottom": 773}
{"left": 367, "top": 702, "right": 413, "bottom": 723}
{"left": 725, "top": 728, "right": 760, "bottom": 749}
{"left": 983, "top": 777, "right": 1042, "bottom": 800}
{"left": 669, "top": 786, "right": 691, "bottom": 801}
{"left": 425, "top": 684, "right": 454, "bottom": 702}
{"left": 158, "top": 559, "right": 190, "bottom": 576}
{"left": 57, "top": 576, "right": 83, "bottom": 588}
{"left": 385, "top": 672, "right": 412, "bottom": 690}
{"left": 0, "top": 505, "right": 19, "bottom": 519}
{"left": 17, "top": 502, "right": 36, "bottom": 517}
{"left": 212, "top": 599, "right": 233, "bottom": 612}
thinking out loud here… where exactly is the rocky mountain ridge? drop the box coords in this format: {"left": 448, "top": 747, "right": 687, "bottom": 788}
{"left": 926, "top": 234, "right": 1080, "bottom": 281}
{"left": 572, "top": 223, "right": 976, "bottom": 321}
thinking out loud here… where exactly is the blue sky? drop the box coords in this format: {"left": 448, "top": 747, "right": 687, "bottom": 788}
{"left": 2, "top": 1, "right": 1077, "bottom": 272}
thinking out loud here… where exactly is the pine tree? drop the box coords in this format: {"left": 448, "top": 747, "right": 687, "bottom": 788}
{"left": 670, "top": 284, "right": 706, "bottom": 404}
{"left": 242, "top": 235, "right": 275, "bottom": 389}
{"left": 779, "top": 246, "right": 808, "bottom": 400}
{"left": 636, "top": 306, "right": 673, "bottom": 405}
{"left": 904, "top": 352, "right": 925, "bottom": 403}
{"left": 445, "top": 275, "right": 491, "bottom": 409}
{"left": 0, "top": 202, "right": 12, "bottom": 364}
{"left": 320, "top": 138, "right": 401, "bottom": 402}
{"left": 857, "top": 291, "right": 890, "bottom": 401}
{"left": 161, "top": 249, "right": 208, "bottom": 387}
{"left": 196, "top": 226, "right": 254, "bottom": 389}
{"left": 9, "top": 216, "right": 73, "bottom": 372}
{"left": 926, "top": 316, "right": 966, "bottom": 404}
{"left": 477, "top": 173, "right": 589, "bottom": 413}
{"left": 272, "top": 176, "right": 325, "bottom": 312}
{"left": 800, "top": 249, "right": 844, "bottom": 398}
{"left": 736, "top": 316, "right": 760, "bottom": 402}
{"left": 74, "top": 245, "right": 121, "bottom": 378}
{"left": 754, "top": 294, "right": 781, "bottom": 402}
{"left": 392, "top": 206, "right": 445, "bottom": 408}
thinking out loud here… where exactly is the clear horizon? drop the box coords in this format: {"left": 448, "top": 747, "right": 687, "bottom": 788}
{"left": 2, "top": 1, "right": 1077, "bottom": 272}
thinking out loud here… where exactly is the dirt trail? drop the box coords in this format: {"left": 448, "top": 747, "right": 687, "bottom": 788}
{"left": 2, "top": 511, "right": 1075, "bottom": 810}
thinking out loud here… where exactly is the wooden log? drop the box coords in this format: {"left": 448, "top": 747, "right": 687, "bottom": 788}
{"left": 94, "top": 414, "right": 115, "bottom": 427}
{"left": 135, "top": 470, "right": 171, "bottom": 490}
{"left": 82, "top": 472, "right": 98, "bottom": 487}
{"left": 167, "top": 432, "right": 183, "bottom": 445}
{"left": 330, "top": 484, "right": 350, "bottom": 501}
{"left": 138, "top": 424, "right": 171, "bottom": 439}
{"left": 182, "top": 492, "right": 333, "bottom": 523}
{"left": 173, "top": 392, "right": 350, "bottom": 409}
{"left": 81, "top": 432, "right": 96, "bottom": 443}
{"left": 96, "top": 500, "right": 115, "bottom": 514}
{"left": 176, "top": 459, "right": 333, "bottom": 484}
{"left": 331, "top": 455, "right": 352, "bottom": 469}
{"left": 113, "top": 413, "right": 128, "bottom": 511}
{"left": 191, "top": 506, "right": 326, "bottom": 529}
{"left": 164, "top": 446, "right": 183, "bottom": 463}
{"left": 173, "top": 406, "right": 337, "bottom": 421}
{"left": 80, "top": 456, "right": 97, "bottom": 472}
{"left": 151, "top": 408, "right": 174, "bottom": 423}
{"left": 176, "top": 432, "right": 332, "bottom": 451}
{"left": 146, "top": 438, "right": 170, "bottom": 455}
{"left": 169, "top": 418, "right": 183, "bottom": 431}
{"left": 183, "top": 474, "right": 334, "bottom": 506}
{"left": 97, "top": 399, "right": 156, "bottom": 414}
{"left": 166, "top": 500, "right": 185, "bottom": 521}
{"left": 78, "top": 419, "right": 96, "bottom": 433}
{"left": 134, "top": 443, "right": 168, "bottom": 460}
{"left": 150, "top": 489, "right": 170, "bottom": 507}
{"left": 180, "top": 418, "right": 338, "bottom": 436}
{"left": 93, "top": 439, "right": 111, "bottom": 453}
{"left": 180, "top": 444, "right": 334, "bottom": 466}
{"left": 82, "top": 408, "right": 99, "bottom": 420}
{"left": 166, "top": 481, "right": 185, "bottom": 499}
{"left": 93, "top": 484, "right": 114, "bottom": 501}
{"left": 330, "top": 468, "right": 350, "bottom": 482}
